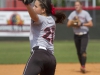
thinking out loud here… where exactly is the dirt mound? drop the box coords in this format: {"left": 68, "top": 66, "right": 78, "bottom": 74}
{"left": 0, "top": 63, "right": 100, "bottom": 75}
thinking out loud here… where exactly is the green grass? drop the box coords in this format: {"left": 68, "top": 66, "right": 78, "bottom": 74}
{"left": 54, "top": 40, "right": 100, "bottom": 63}
{"left": 0, "top": 40, "right": 100, "bottom": 64}
{"left": 0, "top": 41, "right": 30, "bottom": 64}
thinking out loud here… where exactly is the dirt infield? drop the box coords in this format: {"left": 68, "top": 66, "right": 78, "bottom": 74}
{"left": 0, "top": 63, "right": 100, "bottom": 75}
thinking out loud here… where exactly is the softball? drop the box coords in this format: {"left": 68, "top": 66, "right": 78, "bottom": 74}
{"left": 74, "top": 22, "right": 77, "bottom": 25}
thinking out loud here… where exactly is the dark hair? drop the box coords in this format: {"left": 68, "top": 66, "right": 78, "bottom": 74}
{"left": 75, "top": 0, "right": 83, "bottom": 5}
{"left": 54, "top": 12, "right": 66, "bottom": 23}
{"left": 36, "top": 0, "right": 66, "bottom": 23}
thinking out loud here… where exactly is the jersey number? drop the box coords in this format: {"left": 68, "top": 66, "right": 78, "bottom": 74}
{"left": 43, "top": 27, "right": 55, "bottom": 44}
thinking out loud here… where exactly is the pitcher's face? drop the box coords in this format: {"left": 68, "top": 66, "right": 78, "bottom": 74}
{"left": 33, "top": 0, "right": 45, "bottom": 15}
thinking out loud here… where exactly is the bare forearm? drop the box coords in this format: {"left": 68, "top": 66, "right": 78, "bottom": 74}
{"left": 67, "top": 24, "right": 72, "bottom": 27}
{"left": 67, "top": 20, "right": 73, "bottom": 27}
{"left": 83, "top": 22, "right": 93, "bottom": 27}
{"left": 26, "top": 5, "right": 39, "bottom": 22}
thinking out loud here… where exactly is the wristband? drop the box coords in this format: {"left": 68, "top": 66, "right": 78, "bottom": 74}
{"left": 81, "top": 23, "right": 83, "bottom": 26}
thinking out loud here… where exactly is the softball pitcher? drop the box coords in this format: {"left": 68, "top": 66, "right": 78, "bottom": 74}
{"left": 20, "top": 0, "right": 66, "bottom": 75}
{"left": 67, "top": 1, "right": 93, "bottom": 73}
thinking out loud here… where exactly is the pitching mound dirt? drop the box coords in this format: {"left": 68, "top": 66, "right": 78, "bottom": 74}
{"left": 0, "top": 63, "right": 100, "bottom": 75}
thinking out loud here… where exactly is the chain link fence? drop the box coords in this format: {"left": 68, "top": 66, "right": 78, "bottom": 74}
{"left": 0, "top": 0, "right": 96, "bottom": 8}
{"left": 0, "top": 0, "right": 14, "bottom": 8}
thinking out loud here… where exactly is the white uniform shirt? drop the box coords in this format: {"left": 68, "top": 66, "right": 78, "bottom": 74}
{"left": 68, "top": 10, "right": 92, "bottom": 34}
{"left": 29, "top": 15, "right": 56, "bottom": 53}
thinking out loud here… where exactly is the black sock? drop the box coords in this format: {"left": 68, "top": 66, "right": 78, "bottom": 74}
{"left": 77, "top": 54, "right": 82, "bottom": 65}
{"left": 81, "top": 53, "right": 87, "bottom": 66}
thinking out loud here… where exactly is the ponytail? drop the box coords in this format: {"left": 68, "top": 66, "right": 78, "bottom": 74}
{"left": 54, "top": 12, "right": 66, "bottom": 23}
{"left": 51, "top": 5, "right": 66, "bottom": 23}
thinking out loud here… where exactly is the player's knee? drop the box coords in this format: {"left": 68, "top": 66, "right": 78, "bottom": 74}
{"left": 81, "top": 52, "right": 87, "bottom": 57}
{"left": 77, "top": 51, "right": 86, "bottom": 57}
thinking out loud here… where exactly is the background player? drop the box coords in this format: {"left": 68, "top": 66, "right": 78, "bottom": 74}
{"left": 67, "top": 0, "right": 93, "bottom": 73}
{"left": 21, "top": 0, "right": 66, "bottom": 75}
